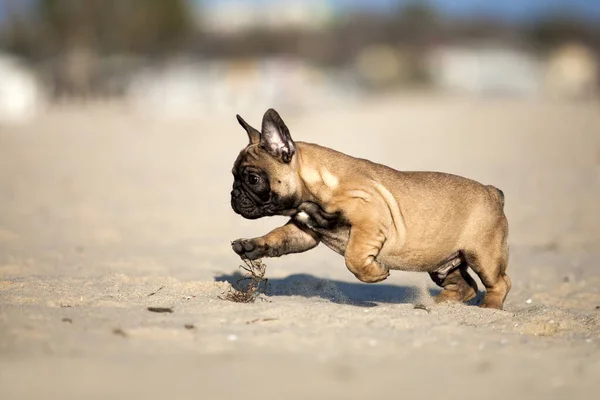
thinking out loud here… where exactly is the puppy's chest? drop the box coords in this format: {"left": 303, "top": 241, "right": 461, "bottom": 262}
{"left": 317, "top": 226, "right": 350, "bottom": 256}
{"left": 295, "top": 211, "right": 349, "bottom": 256}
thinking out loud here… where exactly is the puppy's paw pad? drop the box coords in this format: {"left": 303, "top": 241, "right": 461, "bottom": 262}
{"left": 231, "top": 239, "right": 254, "bottom": 254}
{"left": 231, "top": 239, "right": 264, "bottom": 260}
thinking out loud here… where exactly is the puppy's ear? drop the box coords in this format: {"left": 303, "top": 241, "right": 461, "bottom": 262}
{"left": 236, "top": 114, "right": 260, "bottom": 145}
{"left": 261, "top": 109, "right": 296, "bottom": 163}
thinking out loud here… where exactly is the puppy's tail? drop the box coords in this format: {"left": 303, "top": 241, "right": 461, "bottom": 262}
{"left": 487, "top": 185, "right": 505, "bottom": 208}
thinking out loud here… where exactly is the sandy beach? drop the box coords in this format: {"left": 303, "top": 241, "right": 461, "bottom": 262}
{"left": 1, "top": 94, "right": 599, "bottom": 399}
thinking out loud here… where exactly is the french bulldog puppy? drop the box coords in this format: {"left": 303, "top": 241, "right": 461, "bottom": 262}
{"left": 230, "top": 109, "right": 510, "bottom": 309}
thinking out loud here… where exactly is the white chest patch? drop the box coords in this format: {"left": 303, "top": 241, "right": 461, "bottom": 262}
{"left": 296, "top": 211, "right": 310, "bottom": 223}
{"left": 295, "top": 211, "right": 315, "bottom": 229}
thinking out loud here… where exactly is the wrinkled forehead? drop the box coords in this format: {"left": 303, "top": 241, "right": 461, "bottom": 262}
{"left": 232, "top": 145, "right": 272, "bottom": 174}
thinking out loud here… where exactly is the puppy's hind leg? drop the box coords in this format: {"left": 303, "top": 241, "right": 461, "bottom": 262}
{"left": 464, "top": 223, "right": 510, "bottom": 310}
{"left": 430, "top": 259, "right": 478, "bottom": 304}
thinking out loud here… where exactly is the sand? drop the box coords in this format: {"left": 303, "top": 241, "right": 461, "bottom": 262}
{"left": 1, "top": 94, "right": 599, "bottom": 399}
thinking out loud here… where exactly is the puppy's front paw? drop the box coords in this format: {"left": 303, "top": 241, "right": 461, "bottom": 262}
{"left": 231, "top": 238, "right": 266, "bottom": 260}
{"left": 348, "top": 259, "right": 390, "bottom": 283}
{"left": 355, "top": 269, "right": 390, "bottom": 283}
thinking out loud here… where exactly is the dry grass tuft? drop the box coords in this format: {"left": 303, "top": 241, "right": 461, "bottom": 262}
{"left": 220, "top": 258, "right": 269, "bottom": 303}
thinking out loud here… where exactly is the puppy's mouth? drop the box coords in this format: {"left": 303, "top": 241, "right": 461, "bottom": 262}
{"left": 231, "top": 191, "right": 266, "bottom": 220}
{"left": 233, "top": 206, "right": 263, "bottom": 220}
{"left": 231, "top": 186, "right": 297, "bottom": 220}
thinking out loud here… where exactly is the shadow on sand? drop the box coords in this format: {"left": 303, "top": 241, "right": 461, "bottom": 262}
{"left": 215, "top": 272, "right": 445, "bottom": 307}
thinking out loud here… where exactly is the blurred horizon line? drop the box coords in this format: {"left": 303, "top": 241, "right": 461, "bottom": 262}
{"left": 1, "top": 0, "right": 600, "bottom": 26}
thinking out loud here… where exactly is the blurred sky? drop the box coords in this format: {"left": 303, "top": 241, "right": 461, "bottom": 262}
{"left": 1, "top": 0, "right": 600, "bottom": 25}
{"left": 198, "top": 0, "right": 600, "bottom": 21}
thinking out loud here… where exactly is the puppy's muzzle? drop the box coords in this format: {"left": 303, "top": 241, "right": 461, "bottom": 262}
{"left": 231, "top": 188, "right": 264, "bottom": 219}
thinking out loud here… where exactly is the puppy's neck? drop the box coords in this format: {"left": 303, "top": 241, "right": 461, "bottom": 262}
{"left": 296, "top": 143, "right": 340, "bottom": 205}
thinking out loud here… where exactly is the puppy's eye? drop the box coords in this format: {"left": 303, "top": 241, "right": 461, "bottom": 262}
{"left": 247, "top": 174, "right": 260, "bottom": 185}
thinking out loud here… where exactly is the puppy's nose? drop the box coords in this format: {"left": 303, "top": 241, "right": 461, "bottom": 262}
{"left": 232, "top": 188, "right": 241, "bottom": 197}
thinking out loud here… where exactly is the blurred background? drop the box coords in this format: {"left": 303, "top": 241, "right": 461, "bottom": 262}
{"left": 0, "top": 0, "right": 599, "bottom": 122}
{"left": 0, "top": 0, "right": 599, "bottom": 278}
{"left": 1, "top": 4, "right": 600, "bottom": 398}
